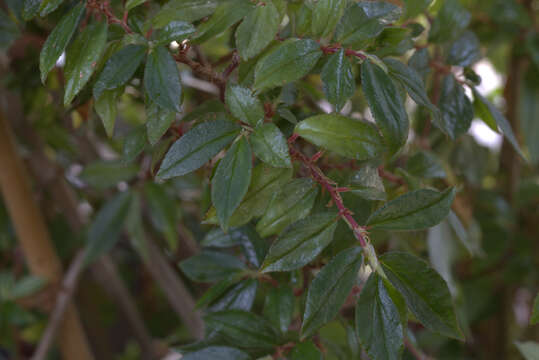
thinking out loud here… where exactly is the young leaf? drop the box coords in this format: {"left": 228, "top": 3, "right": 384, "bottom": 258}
{"left": 225, "top": 84, "right": 264, "bottom": 127}
{"left": 157, "top": 118, "right": 241, "bottom": 179}
{"left": 321, "top": 49, "right": 355, "bottom": 112}
{"left": 236, "top": 0, "right": 280, "bottom": 60}
{"left": 179, "top": 251, "right": 246, "bottom": 282}
{"left": 311, "top": 0, "right": 346, "bottom": 38}
{"left": 93, "top": 45, "right": 147, "bottom": 100}
{"left": 251, "top": 123, "right": 292, "bottom": 168}
{"left": 39, "top": 2, "right": 85, "bottom": 83}
{"left": 429, "top": 0, "right": 471, "bottom": 43}
{"left": 348, "top": 165, "right": 386, "bottom": 201}
{"left": 301, "top": 247, "right": 362, "bottom": 339}
{"left": 145, "top": 101, "right": 176, "bottom": 145}
{"left": 208, "top": 279, "right": 257, "bottom": 312}
{"left": 447, "top": 31, "right": 481, "bottom": 67}
{"left": 144, "top": 46, "right": 182, "bottom": 113}
{"left": 193, "top": 1, "right": 253, "bottom": 44}
{"left": 366, "top": 187, "right": 456, "bottom": 230}
{"left": 155, "top": 21, "right": 195, "bottom": 46}
{"left": 380, "top": 252, "right": 463, "bottom": 340}
{"left": 263, "top": 285, "right": 294, "bottom": 334}
{"left": 182, "top": 346, "right": 249, "bottom": 360}
{"left": 204, "top": 310, "right": 278, "bottom": 349}
{"left": 212, "top": 137, "right": 252, "bottom": 229}
{"left": 64, "top": 22, "right": 108, "bottom": 105}
{"left": 361, "top": 59, "right": 409, "bottom": 154}
{"left": 355, "top": 273, "right": 404, "bottom": 360}
{"left": 436, "top": 75, "right": 473, "bottom": 139}
{"left": 253, "top": 38, "right": 322, "bottom": 91}
{"left": 290, "top": 341, "right": 323, "bottom": 360}
{"left": 261, "top": 212, "right": 338, "bottom": 273}
{"left": 295, "top": 114, "right": 386, "bottom": 161}
{"left": 256, "top": 178, "right": 319, "bottom": 237}
{"left": 152, "top": 0, "right": 219, "bottom": 29}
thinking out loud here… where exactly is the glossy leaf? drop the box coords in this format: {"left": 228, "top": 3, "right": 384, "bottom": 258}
{"left": 156, "top": 21, "right": 195, "bottom": 46}
{"left": 436, "top": 75, "right": 473, "bottom": 139}
{"left": 194, "top": 1, "right": 253, "bottom": 44}
{"left": 39, "top": 2, "right": 85, "bottom": 83}
{"left": 225, "top": 84, "right": 264, "bottom": 127}
{"left": 290, "top": 341, "right": 322, "bottom": 360}
{"left": 179, "top": 251, "right": 246, "bottom": 283}
{"left": 301, "top": 247, "right": 362, "bottom": 338}
{"left": 152, "top": 0, "right": 219, "bottom": 29}
{"left": 380, "top": 252, "right": 463, "bottom": 339}
{"left": 321, "top": 49, "right": 355, "bottom": 112}
{"left": 311, "top": 0, "right": 346, "bottom": 38}
{"left": 295, "top": 114, "right": 386, "bottom": 161}
{"left": 447, "top": 31, "right": 481, "bottom": 67}
{"left": 64, "top": 22, "right": 108, "bottom": 105}
{"left": 208, "top": 279, "right": 257, "bottom": 312}
{"left": 251, "top": 123, "right": 292, "bottom": 168}
{"left": 349, "top": 165, "right": 386, "bottom": 201}
{"left": 182, "top": 346, "right": 249, "bottom": 360}
{"left": 361, "top": 59, "right": 409, "bottom": 154}
{"left": 157, "top": 118, "right": 241, "bottom": 179}
{"left": 263, "top": 285, "right": 294, "bottom": 334}
{"left": 236, "top": 0, "right": 280, "bottom": 60}
{"left": 356, "top": 273, "right": 404, "bottom": 360}
{"left": 95, "top": 88, "right": 123, "bottom": 138}
{"left": 367, "top": 188, "right": 456, "bottom": 230}
{"left": 429, "top": 0, "right": 471, "bottom": 43}
{"left": 144, "top": 46, "right": 182, "bottom": 112}
{"left": 212, "top": 137, "right": 252, "bottom": 229}
{"left": 253, "top": 38, "right": 322, "bottom": 91}
{"left": 261, "top": 212, "right": 338, "bottom": 272}
{"left": 256, "top": 178, "right": 319, "bottom": 237}
{"left": 146, "top": 101, "right": 176, "bottom": 145}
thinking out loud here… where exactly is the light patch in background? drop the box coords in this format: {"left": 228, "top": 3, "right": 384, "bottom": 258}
{"left": 55, "top": 52, "right": 66, "bottom": 67}
{"left": 468, "top": 60, "right": 504, "bottom": 150}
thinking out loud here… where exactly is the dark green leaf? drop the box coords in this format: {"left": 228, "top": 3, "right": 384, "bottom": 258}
{"left": 311, "top": 0, "right": 346, "bottom": 38}
{"left": 402, "top": 0, "right": 432, "bottom": 19}
{"left": 39, "top": 2, "right": 85, "bottom": 83}
{"left": 253, "top": 38, "right": 322, "bottom": 91}
{"left": 209, "top": 279, "right": 257, "bottom": 312}
{"left": 80, "top": 160, "right": 139, "bottom": 189}
{"left": 256, "top": 178, "right": 318, "bottom": 237}
{"left": 225, "top": 84, "right": 264, "bottom": 127}
{"left": 144, "top": 46, "right": 182, "bottom": 112}
{"left": 204, "top": 310, "right": 277, "bottom": 349}
{"left": 236, "top": 0, "right": 280, "bottom": 60}
{"left": 367, "top": 187, "right": 456, "bottom": 230}
{"left": 144, "top": 182, "right": 179, "bottom": 250}
{"left": 157, "top": 118, "right": 241, "bottom": 179}
{"left": 146, "top": 100, "right": 176, "bottom": 145}
{"left": 356, "top": 273, "right": 404, "bottom": 360}
{"left": 212, "top": 137, "right": 252, "bottom": 229}
{"left": 239, "top": 226, "right": 268, "bottom": 267}
{"left": 93, "top": 45, "right": 147, "bottom": 100}
{"left": 301, "top": 247, "right": 362, "bottom": 338}
{"left": 321, "top": 49, "right": 355, "bottom": 112}
{"left": 261, "top": 212, "right": 338, "bottom": 272}
{"left": 64, "top": 22, "right": 108, "bottom": 105}
{"left": 22, "top": 0, "right": 40, "bottom": 21}
{"left": 202, "top": 227, "right": 244, "bottom": 248}
{"left": 349, "top": 165, "right": 386, "bottom": 201}
{"left": 380, "top": 252, "right": 463, "bottom": 339}
{"left": 123, "top": 125, "right": 147, "bottom": 163}
{"left": 361, "top": 59, "right": 409, "bottom": 154}
{"left": 263, "top": 285, "right": 294, "bottom": 334}
{"left": 182, "top": 346, "right": 249, "bottom": 360}
{"left": 295, "top": 114, "right": 386, "bottom": 161}
{"left": 95, "top": 88, "right": 123, "bottom": 138}
{"left": 436, "top": 75, "right": 473, "bottom": 139}
{"left": 193, "top": 1, "right": 253, "bottom": 44}
{"left": 406, "top": 151, "right": 446, "bottom": 179}
{"left": 156, "top": 21, "right": 195, "bottom": 46}
{"left": 447, "top": 31, "right": 481, "bottom": 67}
{"left": 408, "top": 47, "right": 430, "bottom": 79}
{"left": 531, "top": 293, "right": 539, "bottom": 325}
{"left": 429, "top": 0, "right": 471, "bottom": 43}
{"left": 84, "top": 191, "right": 133, "bottom": 265}
{"left": 152, "top": 0, "right": 219, "bottom": 29}
{"left": 179, "top": 251, "right": 246, "bottom": 282}
{"left": 290, "top": 341, "right": 322, "bottom": 360}
{"left": 251, "top": 123, "right": 292, "bottom": 168}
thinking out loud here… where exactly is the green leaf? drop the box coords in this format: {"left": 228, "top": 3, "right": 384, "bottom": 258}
{"left": 295, "top": 114, "right": 386, "bottom": 161}
{"left": 94, "top": 88, "right": 123, "bottom": 138}
{"left": 361, "top": 59, "right": 409, "bottom": 154}
{"left": 408, "top": 47, "right": 430, "bottom": 79}
{"left": 208, "top": 279, "right": 258, "bottom": 312}
{"left": 429, "top": 0, "right": 471, "bottom": 43}
{"left": 355, "top": 273, "right": 404, "bottom": 360}
{"left": 39, "top": 0, "right": 63, "bottom": 16}
{"left": 251, "top": 123, "right": 291, "bottom": 168}
{"left": 256, "top": 178, "right": 319, "bottom": 237}
{"left": 144, "top": 46, "right": 182, "bottom": 113}
{"left": 64, "top": 22, "right": 108, "bottom": 105}
{"left": 531, "top": 293, "right": 539, "bottom": 325}
{"left": 406, "top": 151, "right": 446, "bottom": 179}
{"left": 261, "top": 212, "right": 337, "bottom": 272}
{"left": 126, "top": 0, "right": 147, "bottom": 12}
{"left": 348, "top": 165, "right": 386, "bottom": 201}
{"left": 157, "top": 118, "right": 241, "bottom": 179}
{"left": 236, "top": 0, "right": 280, "bottom": 60}
{"left": 179, "top": 251, "right": 246, "bottom": 283}
{"left": 84, "top": 191, "right": 133, "bottom": 265}
{"left": 204, "top": 310, "right": 278, "bottom": 349}
{"left": 263, "top": 285, "right": 294, "bottom": 334}
{"left": 225, "top": 84, "right": 264, "bottom": 127}
{"left": 93, "top": 45, "right": 147, "bottom": 100}
{"left": 380, "top": 252, "right": 463, "bottom": 339}
{"left": 290, "top": 341, "right": 322, "bottom": 360}
{"left": 402, "top": 0, "right": 432, "bottom": 19}
{"left": 301, "top": 247, "right": 362, "bottom": 338}
{"left": 321, "top": 49, "right": 355, "bottom": 112}
{"left": 39, "top": 2, "right": 85, "bottom": 83}
{"left": 144, "top": 183, "right": 179, "bottom": 250}
{"left": 22, "top": 0, "right": 41, "bottom": 21}
{"left": 80, "top": 160, "right": 139, "bottom": 189}
{"left": 515, "top": 342, "right": 539, "bottom": 360}
{"left": 311, "top": 0, "right": 346, "bottom": 38}
{"left": 367, "top": 187, "right": 456, "bottom": 230}
{"left": 182, "top": 346, "right": 249, "bottom": 360}
{"left": 253, "top": 38, "right": 322, "bottom": 91}
{"left": 123, "top": 125, "right": 147, "bottom": 163}
{"left": 155, "top": 21, "right": 195, "bottom": 46}
{"left": 202, "top": 227, "right": 244, "bottom": 248}
{"left": 436, "top": 75, "right": 473, "bottom": 139}
{"left": 212, "top": 137, "right": 252, "bottom": 230}
{"left": 335, "top": 1, "right": 401, "bottom": 45}
{"left": 472, "top": 88, "right": 525, "bottom": 159}
{"left": 152, "top": 0, "right": 219, "bottom": 29}
{"left": 447, "top": 31, "right": 481, "bottom": 67}
{"left": 193, "top": 1, "right": 253, "bottom": 44}
{"left": 11, "top": 276, "right": 45, "bottom": 300}
{"left": 145, "top": 100, "right": 176, "bottom": 145}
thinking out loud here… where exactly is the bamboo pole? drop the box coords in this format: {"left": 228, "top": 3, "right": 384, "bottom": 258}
{"left": 0, "top": 111, "right": 94, "bottom": 360}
